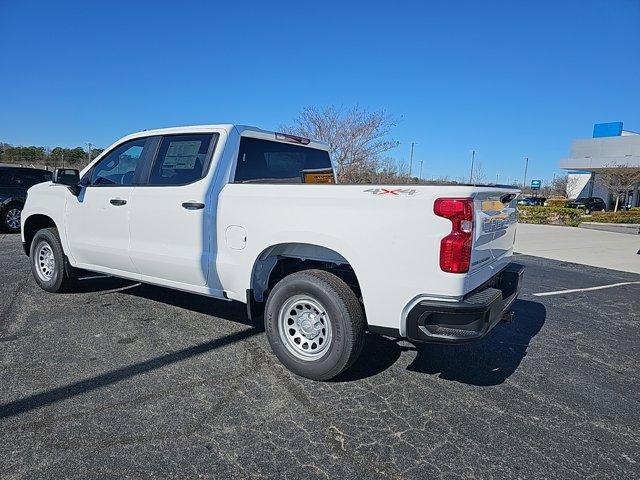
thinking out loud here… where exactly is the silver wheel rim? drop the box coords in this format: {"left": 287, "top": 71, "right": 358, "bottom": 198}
{"left": 278, "top": 295, "right": 332, "bottom": 361}
{"left": 6, "top": 208, "right": 21, "bottom": 229}
{"left": 34, "top": 241, "right": 56, "bottom": 281}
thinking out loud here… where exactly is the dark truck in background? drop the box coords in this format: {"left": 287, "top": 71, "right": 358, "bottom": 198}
{"left": 0, "top": 166, "right": 52, "bottom": 232}
{"left": 565, "top": 197, "right": 607, "bottom": 214}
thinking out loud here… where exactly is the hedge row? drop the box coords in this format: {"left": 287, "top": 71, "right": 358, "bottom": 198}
{"left": 517, "top": 206, "right": 583, "bottom": 226}
{"left": 544, "top": 198, "right": 570, "bottom": 208}
{"left": 590, "top": 211, "right": 640, "bottom": 224}
{"left": 518, "top": 206, "right": 640, "bottom": 226}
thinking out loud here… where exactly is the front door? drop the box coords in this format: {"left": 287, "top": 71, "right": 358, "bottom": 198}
{"left": 128, "top": 133, "right": 220, "bottom": 289}
{"left": 65, "top": 138, "right": 150, "bottom": 275}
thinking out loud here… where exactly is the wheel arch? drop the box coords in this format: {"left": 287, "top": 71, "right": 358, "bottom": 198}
{"left": 22, "top": 214, "right": 59, "bottom": 256}
{"left": 2, "top": 199, "right": 24, "bottom": 209}
{"left": 249, "top": 242, "right": 363, "bottom": 305}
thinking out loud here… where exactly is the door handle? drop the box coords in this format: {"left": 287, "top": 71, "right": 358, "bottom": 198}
{"left": 182, "top": 202, "right": 205, "bottom": 210}
{"left": 110, "top": 198, "right": 127, "bottom": 206}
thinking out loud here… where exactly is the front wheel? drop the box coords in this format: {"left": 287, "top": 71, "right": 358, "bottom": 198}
{"left": 264, "top": 269, "right": 365, "bottom": 381}
{"left": 30, "top": 228, "right": 77, "bottom": 293}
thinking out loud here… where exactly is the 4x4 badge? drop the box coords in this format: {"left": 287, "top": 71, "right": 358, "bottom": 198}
{"left": 364, "top": 188, "right": 417, "bottom": 196}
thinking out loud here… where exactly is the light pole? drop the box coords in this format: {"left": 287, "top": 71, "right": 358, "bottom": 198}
{"left": 87, "top": 142, "right": 94, "bottom": 163}
{"left": 419, "top": 160, "right": 423, "bottom": 181}
{"left": 469, "top": 150, "right": 475, "bottom": 183}
{"left": 522, "top": 157, "right": 529, "bottom": 192}
{"left": 409, "top": 142, "right": 416, "bottom": 177}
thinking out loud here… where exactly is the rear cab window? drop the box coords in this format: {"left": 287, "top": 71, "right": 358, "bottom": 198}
{"left": 234, "top": 137, "right": 333, "bottom": 184}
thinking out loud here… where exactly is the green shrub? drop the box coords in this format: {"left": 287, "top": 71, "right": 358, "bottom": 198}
{"left": 544, "top": 197, "right": 570, "bottom": 208}
{"left": 590, "top": 211, "right": 640, "bottom": 224}
{"left": 630, "top": 207, "right": 640, "bottom": 212}
{"left": 517, "top": 206, "right": 583, "bottom": 227}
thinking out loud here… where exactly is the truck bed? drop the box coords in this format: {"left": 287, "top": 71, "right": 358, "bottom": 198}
{"left": 217, "top": 183, "right": 518, "bottom": 334}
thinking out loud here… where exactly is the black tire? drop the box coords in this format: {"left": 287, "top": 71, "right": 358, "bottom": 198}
{"left": 264, "top": 269, "right": 365, "bottom": 381}
{"left": 1, "top": 203, "right": 22, "bottom": 233}
{"left": 30, "top": 228, "right": 77, "bottom": 293}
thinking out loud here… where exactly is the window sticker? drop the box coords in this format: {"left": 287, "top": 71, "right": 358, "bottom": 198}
{"left": 163, "top": 141, "right": 202, "bottom": 170}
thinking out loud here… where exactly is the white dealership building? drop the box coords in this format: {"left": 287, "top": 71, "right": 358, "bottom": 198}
{"left": 560, "top": 122, "right": 640, "bottom": 209}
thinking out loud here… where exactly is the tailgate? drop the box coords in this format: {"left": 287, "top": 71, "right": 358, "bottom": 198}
{"left": 469, "top": 191, "right": 518, "bottom": 274}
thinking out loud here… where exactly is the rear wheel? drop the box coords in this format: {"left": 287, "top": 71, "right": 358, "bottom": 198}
{"left": 30, "top": 228, "right": 77, "bottom": 293}
{"left": 1, "top": 203, "right": 22, "bottom": 233}
{"left": 264, "top": 269, "right": 365, "bottom": 381}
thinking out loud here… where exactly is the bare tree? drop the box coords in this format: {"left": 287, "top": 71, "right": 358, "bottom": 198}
{"left": 396, "top": 159, "right": 410, "bottom": 179}
{"left": 374, "top": 157, "right": 398, "bottom": 183}
{"left": 281, "top": 105, "right": 399, "bottom": 183}
{"left": 596, "top": 163, "right": 640, "bottom": 211}
{"left": 549, "top": 174, "right": 579, "bottom": 197}
{"left": 471, "top": 160, "right": 487, "bottom": 184}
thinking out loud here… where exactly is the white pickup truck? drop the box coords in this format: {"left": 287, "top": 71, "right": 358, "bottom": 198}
{"left": 21, "top": 124, "right": 523, "bottom": 380}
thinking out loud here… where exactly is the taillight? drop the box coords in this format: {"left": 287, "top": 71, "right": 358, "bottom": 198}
{"left": 434, "top": 197, "right": 474, "bottom": 273}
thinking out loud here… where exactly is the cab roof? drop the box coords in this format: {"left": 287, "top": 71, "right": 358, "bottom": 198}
{"left": 120, "top": 124, "right": 330, "bottom": 151}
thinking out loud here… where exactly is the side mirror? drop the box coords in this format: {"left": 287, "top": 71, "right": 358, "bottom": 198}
{"left": 53, "top": 168, "right": 81, "bottom": 196}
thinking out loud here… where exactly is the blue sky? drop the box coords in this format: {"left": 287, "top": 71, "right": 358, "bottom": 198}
{"left": 1, "top": 0, "right": 639, "bottom": 183}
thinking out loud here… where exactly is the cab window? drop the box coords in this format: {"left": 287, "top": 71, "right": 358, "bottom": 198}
{"left": 90, "top": 139, "right": 147, "bottom": 186}
{"left": 14, "top": 171, "right": 50, "bottom": 187}
{"left": 0, "top": 170, "right": 13, "bottom": 186}
{"left": 147, "top": 134, "right": 216, "bottom": 186}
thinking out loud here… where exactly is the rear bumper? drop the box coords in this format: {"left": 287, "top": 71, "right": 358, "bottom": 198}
{"left": 405, "top": 263, "right": 524, "bottom": 344}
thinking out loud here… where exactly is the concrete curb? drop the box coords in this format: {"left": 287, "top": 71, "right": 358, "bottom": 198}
{"left": 579, "top": 222, "right": 640, "bottom": 235}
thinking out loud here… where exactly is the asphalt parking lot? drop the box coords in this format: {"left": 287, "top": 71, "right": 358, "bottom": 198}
{"left": 1, "top": 233, "right": 639, "bottom": 479}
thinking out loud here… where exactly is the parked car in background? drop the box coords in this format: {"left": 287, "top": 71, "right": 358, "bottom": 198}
{"left": 0, "top": 166, "right": 52, "bottom": 232}
{"left": 517, "top": 196, "right": 546, "bottom": 207}
{"left": 565, "top": 197, "right": 606, "bottom": 214}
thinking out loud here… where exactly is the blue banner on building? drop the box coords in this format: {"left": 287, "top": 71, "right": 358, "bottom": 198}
{"left": 593, "top": 122, "right": 623, "bottom": 138}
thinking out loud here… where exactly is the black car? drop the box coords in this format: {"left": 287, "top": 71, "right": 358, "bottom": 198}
{"left": 0, "top": 166, "right": 52, "bottom": 232}
{"left": 565, "top": 197, "right": 607, "bottom": 214}
{"left": 517, "top": 196, "right": 546, "bottom": 207}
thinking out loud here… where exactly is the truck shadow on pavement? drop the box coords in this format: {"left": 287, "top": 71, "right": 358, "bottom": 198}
{"left": 0, "top": 328, "right": 261, "bottom": 420}
{"left": 0, "top": 277, "right": 262, "bottom": 420}
{"left": 339, "top": 300, "right": 546, "bottom": 386}
{"left": 70, "top": 274, "right": 257, "bottom": 328}
{"left": 73, "top": 276, "right": 545, "bottom": 387}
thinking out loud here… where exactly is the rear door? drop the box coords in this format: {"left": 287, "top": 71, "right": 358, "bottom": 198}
{"left": 128, "top": 132, "right": 220, "bottom": 289}
{"left": 470, "top": 191, "right": 518, "bottom": 273}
